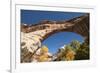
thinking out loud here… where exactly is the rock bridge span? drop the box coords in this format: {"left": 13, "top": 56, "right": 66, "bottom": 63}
{"left": 21, "top": 14, "right": 89, "bottom": 62}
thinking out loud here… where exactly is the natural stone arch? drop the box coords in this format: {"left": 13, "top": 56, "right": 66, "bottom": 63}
{"left": 21, "top": 14, "right": 89, "bottom": 62}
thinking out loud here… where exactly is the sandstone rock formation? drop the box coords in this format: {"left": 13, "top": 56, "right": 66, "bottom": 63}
{"left": 21, "top": 14, "right": 89, "bottom": 63}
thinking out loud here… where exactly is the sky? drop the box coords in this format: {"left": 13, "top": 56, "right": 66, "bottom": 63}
{"left": 42, "top": 32, "right": 84, "bottom": 54}
{"left": 21, "top": 10, "right": 86, "bottom": 25}
{"left": 21, "top": 10, "right": 85, "bottom": 54}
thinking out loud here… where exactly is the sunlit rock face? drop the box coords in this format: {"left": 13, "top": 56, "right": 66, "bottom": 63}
{"left": 21, "top": 32, "right": 42, "bottom": 62}
{"left": 21, "top": 14, "right": 89, "bottom": 63}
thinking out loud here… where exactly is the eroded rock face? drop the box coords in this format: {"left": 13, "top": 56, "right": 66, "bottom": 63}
{"left": 21, "top": 32, "right": 41, "bottom": 62}
{"left": 21, "top": 34, "right": 53, "bottom": 62}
